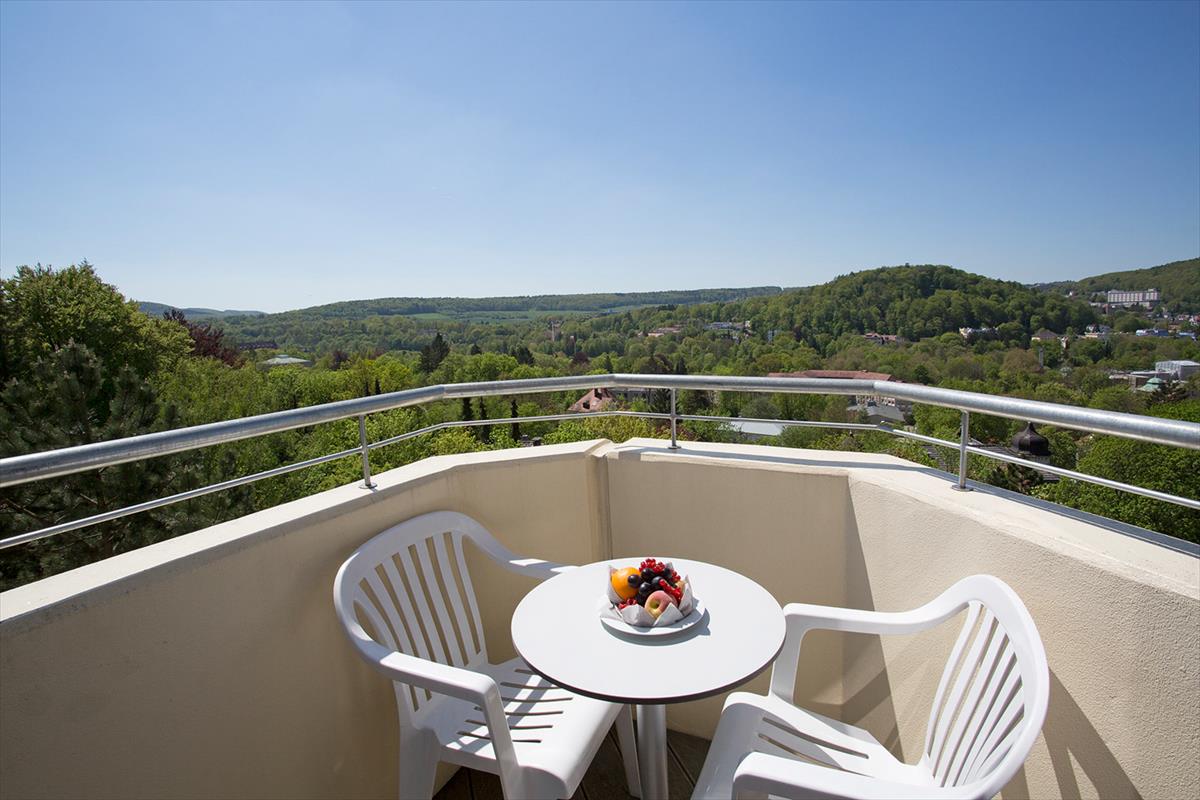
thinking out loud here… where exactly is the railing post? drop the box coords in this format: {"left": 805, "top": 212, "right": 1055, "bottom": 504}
{"left": 669, "top": 389, "right": 679, "bottom": 449}
{"left": 953, "top": 410, "right": 972, "bottom": 492}
{"left": 358, "top": 415, "right": 375, "bottom": 489}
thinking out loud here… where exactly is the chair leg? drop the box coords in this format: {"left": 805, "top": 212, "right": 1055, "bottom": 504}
{"left": 616, "top": 704, "right": 642, "bottom": 798}
{"left": 397, "top": 733, "right": 440, "bottom": 800}
{"left": 690, "top": 699, "right": 765, "bottom": 800}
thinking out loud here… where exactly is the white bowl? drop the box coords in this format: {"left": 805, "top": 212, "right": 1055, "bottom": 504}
{"left": 600, "top": 599, "right": 707, "bottom": 638}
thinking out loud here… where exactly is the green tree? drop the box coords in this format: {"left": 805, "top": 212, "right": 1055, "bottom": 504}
{"left": 1040, "top": 400, "right": 1200, "bottom": 542}
{"left": 1, "top": 262, "right": 190, "bottom": 385}
{"left": 0, "top": 344, "right": 242, "bottom": 588}
{"left": 513, "top": 345, "right": 535, "bottom": 366}
{"left": 162, "top": 309, "right": 240, "bottom": 365}
{"left": 476, "top": 397, "right": 489, "bottom": 442}
{"left": 418, "top": 333, "right": 450, "bottom": 373}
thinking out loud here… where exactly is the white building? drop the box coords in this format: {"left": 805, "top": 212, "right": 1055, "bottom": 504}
{"left": 1155, "top": 360, "right": 1199, "bottom": 380}
{"left": 1106, "top": 288, "right": 1160, "bottom": 306}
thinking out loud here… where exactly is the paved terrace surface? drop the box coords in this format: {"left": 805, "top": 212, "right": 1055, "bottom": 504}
{"left": 435, "top": 730, "right": 710, "bottom": 800}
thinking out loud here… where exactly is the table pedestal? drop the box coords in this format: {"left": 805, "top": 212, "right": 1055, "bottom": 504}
{"left": 635, "top": 703, "right": 668, "bottom": 800}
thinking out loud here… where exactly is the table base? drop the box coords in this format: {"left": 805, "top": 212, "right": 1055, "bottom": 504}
{"left": 635, "top": 704, "right": 668, "bottom": 800}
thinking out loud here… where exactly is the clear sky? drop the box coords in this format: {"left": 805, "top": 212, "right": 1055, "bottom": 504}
{"left": 1, "top": 1, "right": 1198, "bottom": 312}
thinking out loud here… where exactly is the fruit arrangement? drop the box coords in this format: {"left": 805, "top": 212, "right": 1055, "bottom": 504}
{"left": 604, "top": 558, "right": 695, "bottom": 628}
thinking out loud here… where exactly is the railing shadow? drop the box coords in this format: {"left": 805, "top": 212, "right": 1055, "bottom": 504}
{"left": 615, "top": 441, "right": 948, "bottom": 481}
{"left": 965, "top": 482, "right": 1199, "bottom": 557}
{"left": 624, "top": 440, "right": 1199, "bottom": 558}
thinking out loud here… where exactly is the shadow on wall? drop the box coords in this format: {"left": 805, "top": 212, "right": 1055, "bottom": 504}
{"left": 819, "top": 514, "right": 1143, "bottom": 800}
{"left": 1042, "top": 670, "right": 1141, "bottom": 800}
{"left": 827, "top": 490, "right": 906, "bottom": 760}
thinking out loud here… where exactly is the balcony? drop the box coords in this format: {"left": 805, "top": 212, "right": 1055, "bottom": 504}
{"left": 3, "top": 440, "right": 1197, "bottom": 799}
{"left": 1, "top": 377, "right": 1198, "bottom": 800}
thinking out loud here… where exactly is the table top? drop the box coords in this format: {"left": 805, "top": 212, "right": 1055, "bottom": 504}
{"left": 511, "top": 557, "right": 785, "bottom": 704}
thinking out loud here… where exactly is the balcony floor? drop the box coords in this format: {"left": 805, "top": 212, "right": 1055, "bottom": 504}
{"left": 436, "top": 729, "right": 711, "bottom": 800}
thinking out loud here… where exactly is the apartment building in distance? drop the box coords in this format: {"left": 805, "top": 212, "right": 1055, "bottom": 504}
{"left": 1106, "top": 288, "right": 1160, "bottom": 307}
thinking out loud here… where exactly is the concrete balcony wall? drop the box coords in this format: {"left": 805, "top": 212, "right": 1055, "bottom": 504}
{"left": 606, "top": 439, "right": 1199, "bottom": 800}
{"left": 0, "top": 441, "right": 611, "bottom": 800}
{"left": 843, "top": 463, "right": 1200, "bottom": 800}
{"left": 2, "top": 438, "right": 1197, "bottom": 800}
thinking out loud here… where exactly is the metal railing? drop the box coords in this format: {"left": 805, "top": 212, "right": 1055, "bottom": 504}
{"left": 1, "top": 374, "right": 1197, "bottom": 551}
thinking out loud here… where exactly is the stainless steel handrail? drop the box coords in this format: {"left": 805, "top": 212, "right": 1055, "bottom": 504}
{"left": 3, "top": 374, "right": 1195, "bottom": 488}
{"left": 1, "top": 374, "right": 1197, "bottom": 551}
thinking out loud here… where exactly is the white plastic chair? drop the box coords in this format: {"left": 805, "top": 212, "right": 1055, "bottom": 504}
{"left": 334, "top": 510, "right": 641, "bottom": 800}
{"left": 692, "top": 575, "right": 1048, "bottom": 800}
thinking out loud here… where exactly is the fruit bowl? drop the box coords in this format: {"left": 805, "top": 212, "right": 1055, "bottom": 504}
{"left": 600, "top": 559, "right": 701, "bottom": 636}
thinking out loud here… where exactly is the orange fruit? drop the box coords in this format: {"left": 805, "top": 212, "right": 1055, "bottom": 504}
{"left": 611, "top": 567, "right": 640, "bottom": 600}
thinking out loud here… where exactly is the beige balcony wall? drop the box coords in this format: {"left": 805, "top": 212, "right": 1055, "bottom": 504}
{"left": 3, "top": 437, "right": 1197, "bottom": 800}
{"left": 605, "top": 439, "right": 1200, "bottom": 800}
{"left": 0, "top": 441, "right": 610, "bottom": 800}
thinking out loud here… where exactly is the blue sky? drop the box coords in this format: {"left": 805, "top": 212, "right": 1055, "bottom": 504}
{"left": 1, "top": 1, "right": 1197, "bottom": 312}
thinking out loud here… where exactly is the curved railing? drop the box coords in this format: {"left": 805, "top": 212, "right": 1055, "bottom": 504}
{"left": 1, "top": 374, "right": 1197, "bottom": 550}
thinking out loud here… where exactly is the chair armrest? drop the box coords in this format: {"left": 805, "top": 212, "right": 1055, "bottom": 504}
{"left": 356, "top": 635, "right": 520, "bottom": 769}
{"left": 768, "top": 593, "right": 968, "bottom": 703}
{"left": 357, "top": 634, "right": 497, "bottom": 703}
{"left": 733, "top": 752, "right": 957, "bottom": 799}
{"left": 782, "top": 600, "right": 965, "bottom": 636}
{"left": 498, "top": 555, "right": 575, "bottom": 581}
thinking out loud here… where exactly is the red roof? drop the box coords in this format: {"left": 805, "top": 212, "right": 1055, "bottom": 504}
{"left": 570, "top": 388, "right": 614, "bottom": 413}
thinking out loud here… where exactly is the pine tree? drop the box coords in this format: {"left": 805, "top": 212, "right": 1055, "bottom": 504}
{"left": 0, "top": 344, "right": 244, "bottom": 589}
{"left": 513, "top": 345, "right": 535, "bottom": 366}
{"left": 460, "top": 396, "right": 474, "bottom": 440}
{"left": 476, "top": 397, "right": 489, "bottom": 442}
{"left": 510, "top": 398, "right": 521, "bottom": 442}
{"left": 419, "top": 333, "right": 450, "bottom": 373}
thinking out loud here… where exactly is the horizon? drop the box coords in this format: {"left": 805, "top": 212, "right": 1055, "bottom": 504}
{"left": 2, "top": 1, "right": 1199, "bottom": 312}
{"left": 128, "top": 255, "right": 1196, "bottom": 316}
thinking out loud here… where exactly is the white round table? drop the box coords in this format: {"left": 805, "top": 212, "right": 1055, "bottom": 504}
{"left": 511, "top": 558, "right": 785, "bottom": 800}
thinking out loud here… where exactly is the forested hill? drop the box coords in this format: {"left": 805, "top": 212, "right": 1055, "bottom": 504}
{"left": 268, "top": 286, "right": 784, "bottom": 321}
{"left": 735, "top": 264, "right": 1096, "bottom": 345}
{"left": 1031, "top": 258, "right": 1199, "bottom": 309}
{"left": 138, "top": 302, "right": 265, "bottom": 319}
{"left": 216, "top": 264, "right": 1100, "bottom": 355}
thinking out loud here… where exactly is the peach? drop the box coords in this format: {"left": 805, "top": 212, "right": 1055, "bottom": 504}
{"left": 645, "top": 590, "right": 677, "bottom": 618}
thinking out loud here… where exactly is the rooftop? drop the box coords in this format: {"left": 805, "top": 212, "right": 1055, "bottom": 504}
{"left": 259, "top": 353, "right": 313, "bottom": 366}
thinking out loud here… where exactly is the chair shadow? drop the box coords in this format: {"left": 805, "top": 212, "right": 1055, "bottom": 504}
{"left": 1040, "top": 669, "right": 1142, "bottom": 799}
{"left": 798, "top": 490, "right": 908, "bottom": 761}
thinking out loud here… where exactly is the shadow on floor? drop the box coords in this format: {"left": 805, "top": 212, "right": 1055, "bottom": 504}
{"left": 435, "top": 729, "right": 710, "bottom": 800}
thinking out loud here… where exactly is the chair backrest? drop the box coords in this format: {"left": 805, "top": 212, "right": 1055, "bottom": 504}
{"left": 921, "top": 576, "right": 1049, "bottom": 797}
{"left": 334, "top": 511, "right": 500, "bottom": 725}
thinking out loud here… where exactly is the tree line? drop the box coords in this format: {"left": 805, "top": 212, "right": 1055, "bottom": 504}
{"left": 1, "top": 262, "right": 1197, "bottom": 590}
